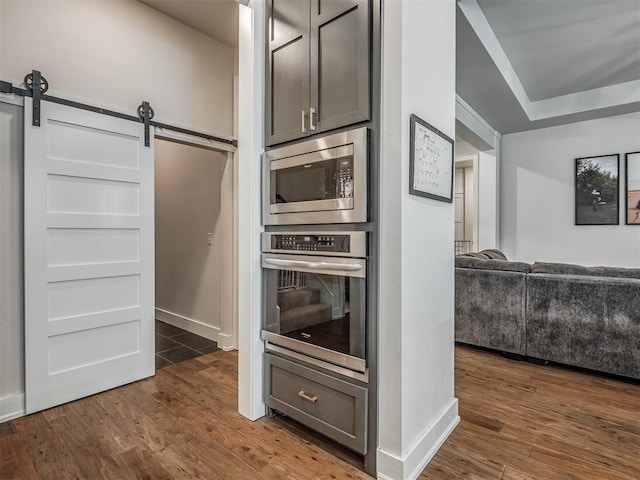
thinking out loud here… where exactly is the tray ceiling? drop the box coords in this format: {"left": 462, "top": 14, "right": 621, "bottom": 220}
{"left": 457, "top": 0, "right": 640, "bottom": 134}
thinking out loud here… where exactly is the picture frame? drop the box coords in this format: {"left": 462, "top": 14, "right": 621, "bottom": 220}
{"left": 409, "top": 114, "right": 454, "bottom": 203}
{"left": 574, "top": 154, "right": 619, "bottom": 225}
{"left": 625, "top": 151, "right": 640, "bottom": 225}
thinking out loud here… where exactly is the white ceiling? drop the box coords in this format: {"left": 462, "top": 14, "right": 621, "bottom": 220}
{"left": 457, "top": 0, "right": 640, "bottom": 136}
{"left": 139, "top": 0, "right": 238, "bottom": 48}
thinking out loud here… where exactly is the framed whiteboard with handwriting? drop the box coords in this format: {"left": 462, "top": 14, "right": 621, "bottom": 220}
{"left": 409, "top": 114, "right": 454, "bottom": 203}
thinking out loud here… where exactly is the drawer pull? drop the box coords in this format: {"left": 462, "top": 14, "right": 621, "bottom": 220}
{"left": 298, "top": 391, "right": 318, "bottom": 403}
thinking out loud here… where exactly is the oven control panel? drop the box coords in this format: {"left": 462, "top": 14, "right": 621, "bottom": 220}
{"left": 272, "top": 234, "right": 350, "bottom": 253}
{"left": 263, "top": 231, "right": 367, "bottom": 257}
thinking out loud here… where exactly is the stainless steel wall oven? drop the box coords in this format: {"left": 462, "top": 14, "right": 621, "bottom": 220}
{"left": 261, "top": 231, "right": 368, "bottom": 381}
{"left": 263, "top": 127, "right": 368, "bottom": 225}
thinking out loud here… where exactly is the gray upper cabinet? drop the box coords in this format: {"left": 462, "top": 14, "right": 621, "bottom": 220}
{"left": 310, "top": 0, "right": 370, "bottom": 135}
{"left": 266, "top": 0, "right": 370, "bottom": 147}
{"left": 267, "top": 0, "right": 311, "bottom": 146}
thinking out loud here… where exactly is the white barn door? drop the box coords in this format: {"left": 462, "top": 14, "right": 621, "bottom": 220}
{"left": 24, "top": 98, "right": 155, "bottom": 414}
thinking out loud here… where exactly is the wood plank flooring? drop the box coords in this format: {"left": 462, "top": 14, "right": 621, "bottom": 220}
{"left": 1, "top": 346, "right": 638, "bottom": 480}
{"left": 422, "top": 347, "right": 640, "bottom": 480}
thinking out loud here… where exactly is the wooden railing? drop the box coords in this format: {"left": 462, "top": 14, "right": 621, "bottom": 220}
{"left": 455, "top": 240, "right": 472, "bottom": 255}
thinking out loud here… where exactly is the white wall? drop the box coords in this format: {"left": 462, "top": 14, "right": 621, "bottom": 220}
{"left": 464, "top": 166, "right": 474, "bottom": 244}
{"left": 0, "top": 102, "right": 24, "bottom": 422}
{"left": 477, "top": 150, "right": 498, "bottom": 250}
{"left": 454, "top": 139, "right": 478, "bottom": 157}
{"left": 501, "top": 111, "right": 640, "bottom": 266}
{"left": 0, "top": 0, "right": 234, "bottom": 136}
{"left": 155, "top": 140, "right": 233, "bottom": 344}
{"left": 378, "top": 1, "right": 458, "bottom": 479}
{"left": 0, "top": 0, "right": 235, "bottom": 418}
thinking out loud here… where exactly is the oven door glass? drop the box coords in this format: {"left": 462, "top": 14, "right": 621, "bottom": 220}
{"left": 263, "top": 254, "right": 366, "bottom": 371}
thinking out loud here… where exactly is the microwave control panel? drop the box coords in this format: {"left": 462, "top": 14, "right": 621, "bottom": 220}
{"left": 337, "top": 158, "right": 353, "bottom": 199}
{"left": 272, "top": 234, "right": 351, "bottom": 253}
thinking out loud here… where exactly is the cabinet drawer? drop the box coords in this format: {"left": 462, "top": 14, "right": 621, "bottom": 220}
{"left": 264, "top": 353, "right": 367, "bottom": 454}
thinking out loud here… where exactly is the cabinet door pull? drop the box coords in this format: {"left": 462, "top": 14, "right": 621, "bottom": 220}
{"left": 298, "top": 390, "right": 318, "bottom": 403}
{"left": 301, "top": 110, "right": 308, "bottom": 134}
{"left": 309, "top": 107, "right": 317, "bottom": 131}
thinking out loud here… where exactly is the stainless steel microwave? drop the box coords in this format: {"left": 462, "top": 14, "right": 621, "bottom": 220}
{"left": 263, "top": 127, "right": 368, "bottom": 225}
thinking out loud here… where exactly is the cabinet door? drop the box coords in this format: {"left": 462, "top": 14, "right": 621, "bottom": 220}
{"left": 266, "top": 0, "right": 311, "bottom": 146}
{"left": 309, "top": 0, "right": 370, "bottom": 134}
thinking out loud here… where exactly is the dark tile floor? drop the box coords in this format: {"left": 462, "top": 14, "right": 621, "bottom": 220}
{"left": 155, "top": 320, "right": 220, "bottom": 370}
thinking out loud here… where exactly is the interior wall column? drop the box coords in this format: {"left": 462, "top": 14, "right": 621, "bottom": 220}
{"left": 236, "top": 0, "right": 266, "bottom": 420}
{"left": 377, "top": 1, "right": 459, "bottom": 478}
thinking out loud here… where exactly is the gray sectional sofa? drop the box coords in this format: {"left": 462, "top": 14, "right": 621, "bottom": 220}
{"left": 455, "top": 251, "right": 640, "bottom": 380}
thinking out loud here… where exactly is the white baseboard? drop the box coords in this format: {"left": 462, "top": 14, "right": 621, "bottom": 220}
{"left": 156, "top": 308, "right": 235, "bottom": 348}
{"left": 0, "top": 394, "right": 25, "bottom": 423}
{"left": 217, "top": 333, "right": 236, "bottom": 351}
{"left": 377, "top": 398, "right": 459, "bottom": 480}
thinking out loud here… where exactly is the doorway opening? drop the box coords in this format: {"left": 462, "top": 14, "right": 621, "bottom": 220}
{"left": 153, "top": 139, "right": 235, "bottom": 370}
{"left": 454, "top": 136, "right": 499, "bottom": 255}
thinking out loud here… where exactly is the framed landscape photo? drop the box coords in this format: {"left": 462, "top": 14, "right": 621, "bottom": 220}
{"left": 575, "top": 154, "right": 619, "bottom": 225}
{"left": 626, "top": 151, "right": 640, "bottom": 225}
{"left": 409, "top": 114, "right": 454, "bottom": 203}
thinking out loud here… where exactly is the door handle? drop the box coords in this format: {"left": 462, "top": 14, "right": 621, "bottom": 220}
{"left": 298, "top": 391, "right": 318, "bottom": 403}
{"left": 263, "top": 258, "right": 363, "bottom": 272}
{"left": 309, "top": 107, "right": 317, "bottom": 131}
{"left": 301, "top": 110, "right": 308, "bottom": 134}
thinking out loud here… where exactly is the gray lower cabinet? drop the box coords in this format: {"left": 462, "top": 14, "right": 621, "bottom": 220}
{"left": 264, "top": 353, "right": 368, "bottom": 454}
{"left": 266, "top": 0, "right": 370, "bottom": 146}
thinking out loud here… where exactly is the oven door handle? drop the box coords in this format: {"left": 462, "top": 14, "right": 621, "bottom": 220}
{"left": 263, "top": 258, "right": 363, "bottom": 272}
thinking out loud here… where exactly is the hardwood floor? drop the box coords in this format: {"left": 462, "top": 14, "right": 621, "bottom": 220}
{"left": 1, "top": 346, "right": 638, "bottom": 480}
{"left": 422, "top": 346, "right": 640, "bottom": 480}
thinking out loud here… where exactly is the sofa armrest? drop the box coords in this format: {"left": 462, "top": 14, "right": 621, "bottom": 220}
{"left": 455, "top": 256, "right": 531, "bottom": 273}
{"left": 455, "top": 268, "right": 527, "bottom": 355}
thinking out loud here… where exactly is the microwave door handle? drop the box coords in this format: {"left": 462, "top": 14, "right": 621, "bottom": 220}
{"left": 263, "top": 258, "right": 363, "bottom": 272}
{"left": 309, "top": 107, "right": 317, "bottom": 131}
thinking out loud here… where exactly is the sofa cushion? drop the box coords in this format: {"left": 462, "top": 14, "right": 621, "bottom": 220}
{"left": 587, "top": 266, "right": 640, "bottom": 280}
{"left": 532, "top": 262, "right": 640, "bottom": 280}
{"left": 455, "top": 256, "right": 531, "bottom": 273}
{"left": 531, "top": 262, "right": 588, "bottom": 275}
{"left": 479, "top": 249, "right": 508, "bottom": 261}
{"left": 458, "top": 252, "right": 491, "bottom": 259}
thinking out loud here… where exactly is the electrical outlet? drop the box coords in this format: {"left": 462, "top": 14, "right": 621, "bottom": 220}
{"left": 207, "top": 233, "right": 213, "bottom": 245}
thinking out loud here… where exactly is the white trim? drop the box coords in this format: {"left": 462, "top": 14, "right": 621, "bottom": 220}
{"left": 219, "top": 150, "right": 237, "bottom": 351}
{"left": 473, "top": 153, "right": 480, "bottom": 251}
{"left": 456, "top": 94, "right": 500, "bottom": 149}
{"left": 377, "top": 400, "right": 459, "bottom": 480}
{"left": 217, "top": 333, "right": 236, "bottom": 351}
{"left": 0, "top": 94, "right": 24, "bottom": 107}
{"left": 236, "top": 1, "right": 266, "bottom": 421}
{"left": 0, "top": 394, "right": 25, "bottom": 423}
{"left": 529, "top": 80, "right": 640, "bottom": 120}
{"left": 454, "top": 154, "right": 476, "bottom": 164}
{"left": 155, "top": 308, "right": 221, "bottom": 342}
{"left": 457, "top": 0, "right": 532, "bottom": 117}
{"left": 494, "top": 139, "right": 501, "bottom": 250}
{"left": 154, "top": 127, "right": 236, "bottom": 153}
